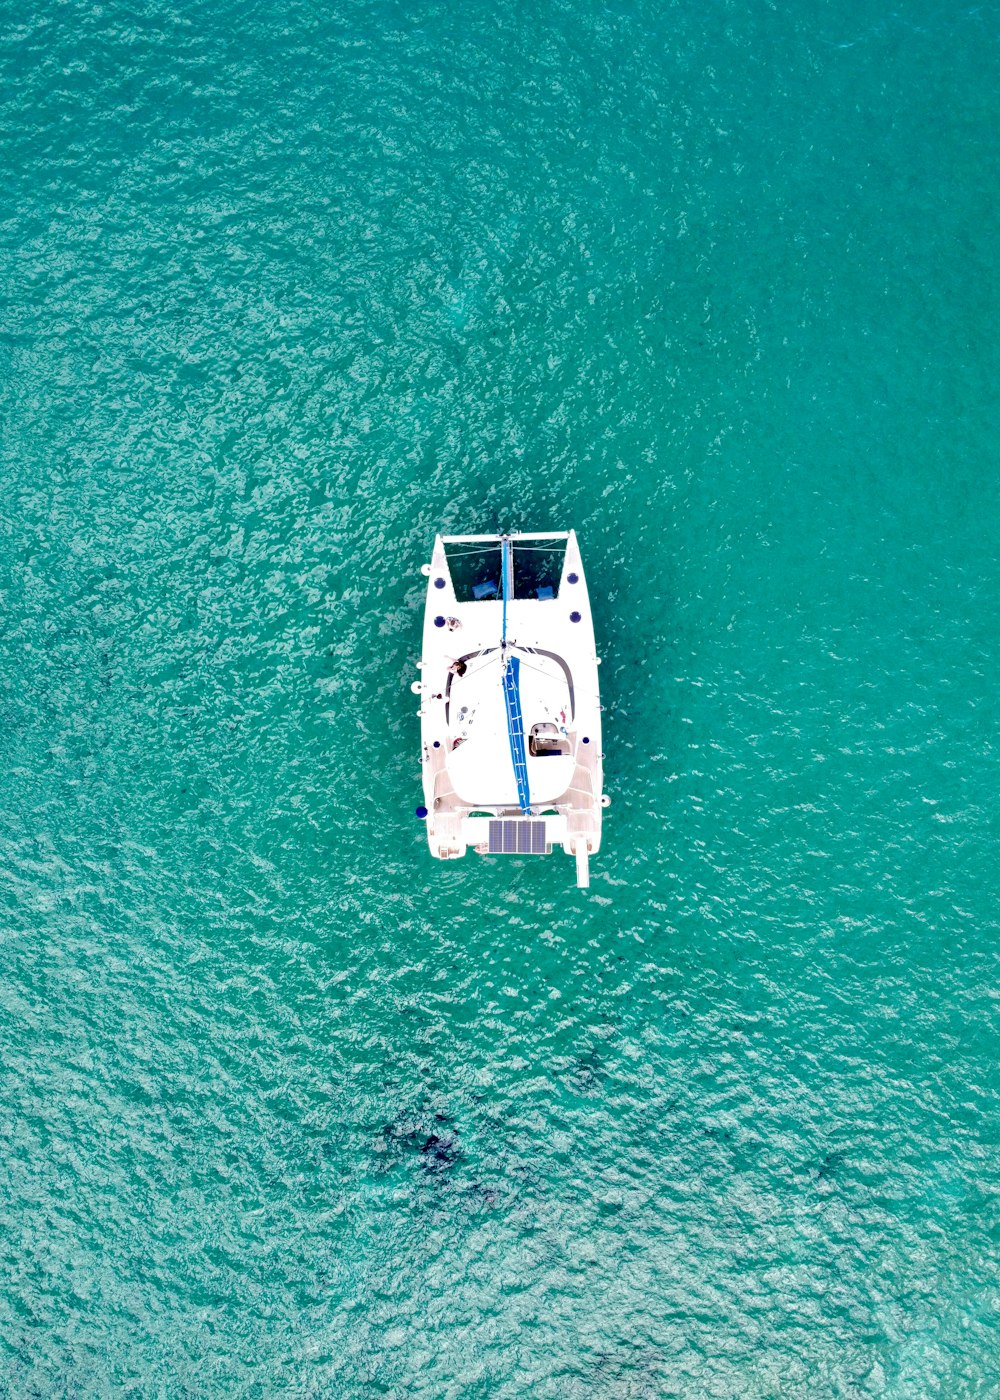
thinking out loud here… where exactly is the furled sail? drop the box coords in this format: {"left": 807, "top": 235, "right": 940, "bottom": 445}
{"left": 503, "top": 655, "right": 531, "bottom": 814}
{"left": 501, "top": 537, "right": 531, "bottom": 814}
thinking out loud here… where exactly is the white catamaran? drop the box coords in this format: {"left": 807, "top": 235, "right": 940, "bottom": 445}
{"left": 413, "top": 531, "right": 608, "bottom": 888}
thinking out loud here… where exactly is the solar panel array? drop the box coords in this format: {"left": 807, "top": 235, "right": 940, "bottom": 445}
{"left": 487, "top": 820, "right": 549, "bottom": 855}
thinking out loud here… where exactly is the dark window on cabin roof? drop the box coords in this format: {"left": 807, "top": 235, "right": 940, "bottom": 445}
{"left": 443, "top": 541, "right": 565, "bottom": 603}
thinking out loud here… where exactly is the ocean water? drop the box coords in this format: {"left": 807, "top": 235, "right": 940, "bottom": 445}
{"left": 2, "top": 0, "right": 998, "bottom": 1394}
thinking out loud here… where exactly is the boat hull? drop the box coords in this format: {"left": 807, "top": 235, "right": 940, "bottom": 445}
{"left": 414, "top": 532, "right": 605, "bottom": 887}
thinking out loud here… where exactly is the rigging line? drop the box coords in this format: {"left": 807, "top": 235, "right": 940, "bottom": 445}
{"left": 441, "top": 546, "right": 502, "bottom": 558}
{"left": 458, "top": 656, "right": 498, "bottom": 682}
{"left": 507, "top": 655, "right": 561, "bottom": 683}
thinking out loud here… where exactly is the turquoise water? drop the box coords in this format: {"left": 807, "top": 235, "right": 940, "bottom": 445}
{"left": 2, "top": 0, "right": 999, "bottom": 1393}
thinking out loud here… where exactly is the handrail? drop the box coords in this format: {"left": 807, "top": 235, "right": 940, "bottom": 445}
{"left": 441, "top": 532, "right": 570, "bottom": 543}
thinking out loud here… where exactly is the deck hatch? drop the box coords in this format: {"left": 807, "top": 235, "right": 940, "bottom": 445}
{"left": 488, "top": 820, "right": 548, "bottom": 855}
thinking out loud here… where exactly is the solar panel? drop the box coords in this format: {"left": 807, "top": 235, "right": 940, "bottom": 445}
{"left": 488, "top": 820, "right": 549, "bottom": 855}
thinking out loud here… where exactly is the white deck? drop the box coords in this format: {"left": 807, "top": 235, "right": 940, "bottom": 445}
{"left": 414, "top": 531, "right": 606, "bottom": 887}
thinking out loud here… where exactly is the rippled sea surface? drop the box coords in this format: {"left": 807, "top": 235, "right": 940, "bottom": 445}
{"left": 2, "top": 0, "right": 999, "bottom": 1394}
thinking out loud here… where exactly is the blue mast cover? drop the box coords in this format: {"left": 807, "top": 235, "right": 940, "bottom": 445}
{"left": 500, "top": 538, "right": 531, "bottom": 814}
{"left": 503, "top": 656, "right": 531, "bottom": 814}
